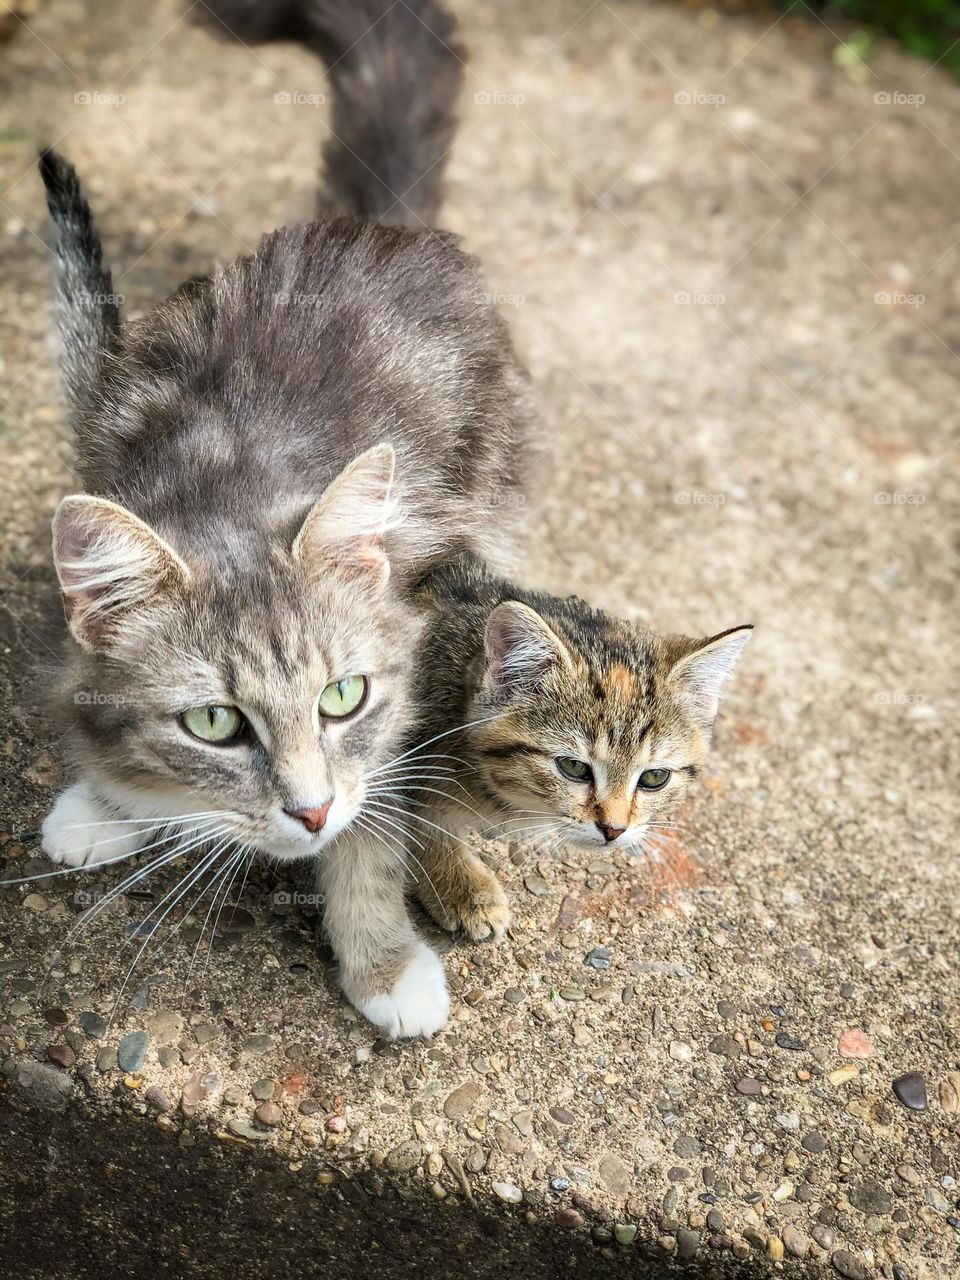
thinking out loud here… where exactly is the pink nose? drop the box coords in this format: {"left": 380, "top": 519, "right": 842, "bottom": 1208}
{"left": 286, "top": 801, "right": 332, "bottom": 834}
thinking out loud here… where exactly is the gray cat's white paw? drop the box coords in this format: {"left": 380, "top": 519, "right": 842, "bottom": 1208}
{"left": 354, "top": 943, "right": 450, "bottom": 1040}
{"left": 42, "top": 783, "right": 141, "bottom": 869}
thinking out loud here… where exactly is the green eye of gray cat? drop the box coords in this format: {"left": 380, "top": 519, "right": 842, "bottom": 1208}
{"left": 318, "top": 675, "right": 367, "bottom": 719}
{"left": 555, "top": 756, "right": 592, "bottom": 782}
{"left": 180, "top": 705, "right": 245, "bottom": 744}
{"left": 638, "top": 768, "right": 671, "bottom": 791}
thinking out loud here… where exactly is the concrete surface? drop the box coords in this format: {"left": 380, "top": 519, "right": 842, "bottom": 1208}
{"left": 0, "top": 2, "right": 958, "bottom": 1278}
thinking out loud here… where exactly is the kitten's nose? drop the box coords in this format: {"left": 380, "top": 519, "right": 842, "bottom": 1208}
{"left": 286, "top": 801, "right": 333, "bottom": 834}
{"left": 597, "top": 822, "right": 626, "bottom": 844}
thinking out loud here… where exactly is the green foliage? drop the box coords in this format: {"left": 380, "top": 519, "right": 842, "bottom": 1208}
{"left": 789, "top": 1, "right": 960, "bottom": 77}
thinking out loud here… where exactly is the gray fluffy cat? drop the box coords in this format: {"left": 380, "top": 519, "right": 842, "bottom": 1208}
{"left": 39, "top": 0, "right": 534, "bottom": 1038}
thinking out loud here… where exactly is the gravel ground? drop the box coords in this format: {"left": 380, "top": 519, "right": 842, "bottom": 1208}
{"left": 1, "top": 3, "right": 958, "bottom": 1278}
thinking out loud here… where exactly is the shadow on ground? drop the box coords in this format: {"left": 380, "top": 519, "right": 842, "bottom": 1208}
{"left": 0, "top": 1095, "right": 812, "bottom": 1280}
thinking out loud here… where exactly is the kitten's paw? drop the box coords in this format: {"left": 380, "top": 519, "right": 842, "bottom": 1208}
{"left": 421, "top": 858, "right": 511, "bottom": 943}
{"left": 352, "top": 943, "right": 450, "bottom": 1040}
{"left": 42, "top": 784, "right": 141, "bottom": 869}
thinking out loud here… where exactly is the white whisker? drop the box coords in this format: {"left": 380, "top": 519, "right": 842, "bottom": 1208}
{"left": 110, "top": 837, "right": 234, "bottom": 1019}
{"left": 365, "top": 718, "right": 499, "bottom": 779}
{"left": 51, "top": 822, "right": 236, "bottom": 966}
{"left": 3, "top": 814, "right": 233, "bottom": 886}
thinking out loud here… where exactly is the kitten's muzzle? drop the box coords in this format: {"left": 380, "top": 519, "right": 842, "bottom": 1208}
{"left": 285, "top": 801, "right": 333, "bottom": 834}
{"left": 597, "top": 822, "right": 626, "bottom": 844}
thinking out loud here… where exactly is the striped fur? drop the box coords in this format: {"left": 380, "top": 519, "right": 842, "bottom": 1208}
{"left": 405, "top": 555, "right": 752, "bottom": 938}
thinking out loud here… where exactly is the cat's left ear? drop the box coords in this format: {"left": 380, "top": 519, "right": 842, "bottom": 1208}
{"left": 669, "top": 624, "right": 753, "bottom": 723}
{"left": 293, "top": 444, "right": 396, "bottom": 589}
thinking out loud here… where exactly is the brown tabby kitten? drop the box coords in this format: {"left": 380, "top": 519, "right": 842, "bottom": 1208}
{"left": 38, "top": 0, "right": 534, "bottom": 1038}
{"left": 403, "top": 555, "right": 752, "bottom": 941}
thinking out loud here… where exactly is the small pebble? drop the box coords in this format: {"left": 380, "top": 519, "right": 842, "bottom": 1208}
{"left": 254, "top": 1102, "right": 283, "bottom": 1127}
{"left": 555, "top": 1208, "right": 583, "bottom": 1230}
{"left": 492, "top": 1180, "right": 522, "bottom": 1204}
{"left": 775, "top": 1032, "right": 804, "bottom": 1052}
{"left": 584, "top": 946, "right": 612, "bottom": 971}
{"left": 837, "top": 1029, "right": 874, "bottom": 1059}
{"left": 144, "top": 1085, "right": 172, "bottom": 1113}
{"left": 675, "top": 1228, "right": 700, "bottom": 1261}
{"left": 444, "top": 1080, "right": 483, "bottom": 1121}
{"left": 831, "top": 1249, "right": 870, "bottom": 1280}
{"left": 242, "top": 1034, "right": 276, "bottom": 1054}
{"left": 384, "top": 1140, "right": 421, "bottom": 1174}
{"left": 78, "top": 1012, "right": 107, "bottom": 1040}
{"left": 117, "top": 1030, "right": 148, "bottom": 1073}
{"left": 849, "top": 1180, "right": 893, "bottom": 1215}
{"left": 782, "top": 1224, "right": 809, "bottom": 1258}
{"left": 46, "top": 1045, "right": 76, "bottom": 1070}
{"left": 827, "top": 1065, "right": 859, "bottom": 1086}
{"left": 523, "top": 874, "right": 553, "bottom": 897}
{"left": 226, "top": 1118, "right": 272, "bottom": 1142}
{"left": 939, "top": 1072, "right": 960, "bottom": 1113}
{"left": 220, "top": 906, "right": 256, "bottom": 934}
{"left": 892, "top": 1071, "right": 928, "bottom": 1111}
{"left": 512, "top": 1109, "right": 534, "bottom": 1136}
{"left": 96, "top": 1046, "right": 118, "bottom": 1073}
{"left": 802, "top": 1130, "right": 826, "bottom": 1154}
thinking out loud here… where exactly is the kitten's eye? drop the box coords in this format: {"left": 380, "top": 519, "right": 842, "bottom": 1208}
{"left": 318, "top": 675, "right": 368, "bottom": 719}
{"left": 638, "top": 768, "right": 671, "bottom": 791}
{"left": 181, "top": 705, "right": 245, "bottom": 744}
{"left": 556, "top": 756, "right": 592, "bottom": 782}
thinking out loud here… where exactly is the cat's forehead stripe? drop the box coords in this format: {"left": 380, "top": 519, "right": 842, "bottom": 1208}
{"left": 605, "top": 663, "right": 635, "bottom": 698}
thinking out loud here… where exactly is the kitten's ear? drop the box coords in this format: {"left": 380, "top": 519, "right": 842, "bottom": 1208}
{"left": 53, "top": 495, "right": 191, "bottom": 653}
{"left": 669, "top": 624, "right": 753, "bottom": 723}
{"left": 483, "top": 601, "right": 572, "bottom": 701}
{"left": 293, "top": 444, "right": 396, "bottom": 588}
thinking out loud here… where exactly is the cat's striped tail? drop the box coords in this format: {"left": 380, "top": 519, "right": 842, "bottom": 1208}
{"left": 194, "top": 0, "right": 465, "bottom": 228}
{"left": 38, "top": 149, "right": 121, "bottom": 422}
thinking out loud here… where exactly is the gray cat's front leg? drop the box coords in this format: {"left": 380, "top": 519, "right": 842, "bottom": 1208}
{"left": 318, "top": 832, "right": 449, "bottom": 1039}
{"left": 42, "top": 780, "right": 144, "bottom": 868}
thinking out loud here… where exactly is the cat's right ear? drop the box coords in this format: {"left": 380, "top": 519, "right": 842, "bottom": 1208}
{"left": 293, "top": 444, "right": 397, "bottom": 589}
{"left": 483, "top": 602, "right": 572, "bottom": 702}
{"left": 53, "top": 496, "right": 191, "bottom": 653}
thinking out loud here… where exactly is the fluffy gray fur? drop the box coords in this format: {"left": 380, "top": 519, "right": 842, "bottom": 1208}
{"left": 38, "top": 0, "right": 534, "bottom": 1040}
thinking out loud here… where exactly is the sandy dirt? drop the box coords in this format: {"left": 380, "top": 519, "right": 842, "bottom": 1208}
{"left": 0, "top": 2, "right": 957, "bottom": 1278}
